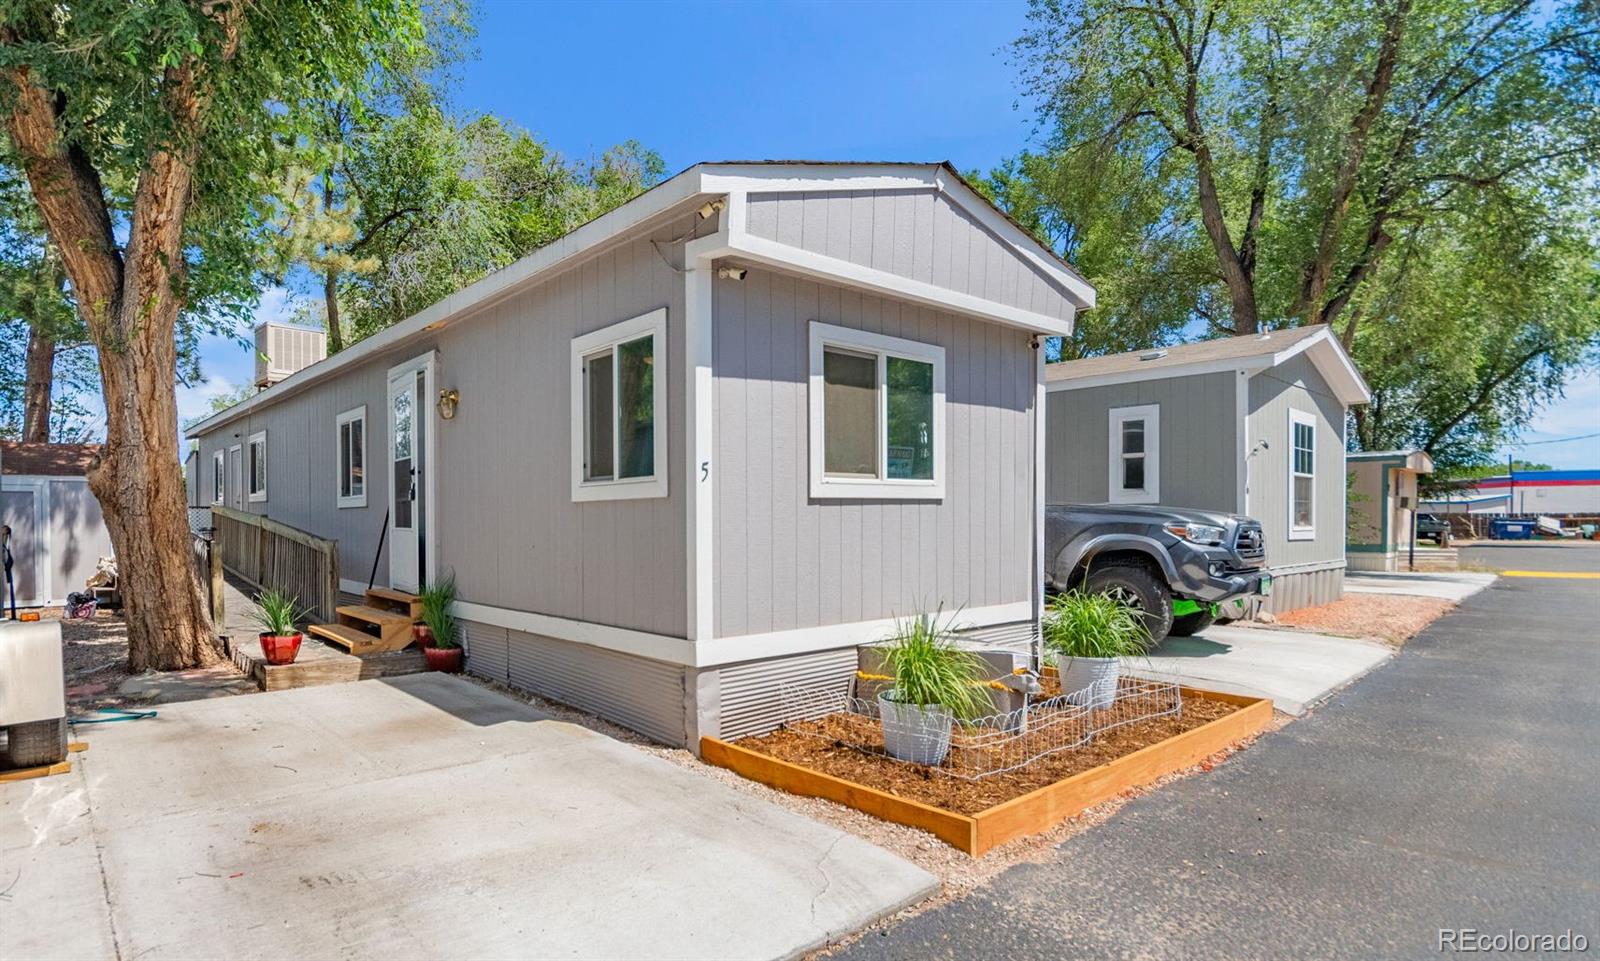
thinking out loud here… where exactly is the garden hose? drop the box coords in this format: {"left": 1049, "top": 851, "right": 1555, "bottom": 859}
{"left": 70, "top": 708, "right": 158, "bottom": 724}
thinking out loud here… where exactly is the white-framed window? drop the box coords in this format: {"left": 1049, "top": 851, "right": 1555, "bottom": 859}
{"left": 570, "top": 308, "right": 668, "bottom": 502}
{"left": 212, "top": 450, "right": 225, "bottom": 505}
{"left": 807, "top": 321, "right": 945, "bottom": 500}
{"left": 1289, "top": 409, "right": 1316, "bottom": 539}
{"left": 336, "top": 406, "right": 367, "bottom": 508}
{"left": 247, "top": 430, "right": 267, "bottom": 502}
{"left": 1107, "top": 404, "right": 1159, "bottom": 504}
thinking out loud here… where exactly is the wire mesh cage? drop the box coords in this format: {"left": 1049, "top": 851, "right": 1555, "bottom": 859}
{"left": 777, "top": 674, "right": 1183, "bottom": 781}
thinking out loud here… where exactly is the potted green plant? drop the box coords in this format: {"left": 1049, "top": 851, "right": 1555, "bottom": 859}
{"left": 418, "top": 575, "right": 462, "bottom": 673}
{"left": 876, "top": 611, "right": 991, "bottom": 765}
{"left": 1042, "top": 590, "right": 1151, "bottom": 708}
{"left": 249, "top": 588, "right": 308, "bottom": 666}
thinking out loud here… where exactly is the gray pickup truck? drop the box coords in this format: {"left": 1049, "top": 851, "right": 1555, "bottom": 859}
{"left": 1045, "top": 503, "right": 1271, "bottom": 642}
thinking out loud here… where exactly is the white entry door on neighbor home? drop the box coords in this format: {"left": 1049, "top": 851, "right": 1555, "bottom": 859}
{"left": 387, "top": 359, "right": 430, "bottom": 593}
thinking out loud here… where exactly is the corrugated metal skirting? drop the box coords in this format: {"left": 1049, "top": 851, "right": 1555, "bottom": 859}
{"left": 717, "top": 647, "right": 859, "bottom": 741}
{"left": 1259, "top": 566, "right": 1344, "bottom": 615}
{"left": 461, "top": 619, "right": 686, "bottom": 746}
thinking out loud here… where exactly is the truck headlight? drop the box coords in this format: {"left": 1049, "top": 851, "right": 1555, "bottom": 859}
{"left": 1163, "top": 523, "right": 1227, "bottom": 546}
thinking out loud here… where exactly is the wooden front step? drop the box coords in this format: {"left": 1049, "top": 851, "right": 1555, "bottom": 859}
{"left": 307, "top": 622, "right": 393, "bottom": 656}
{"left": 365, "top": 586, "right": 423, "bottom": 620}
{"left": 332, "top": 604, "right": 414, "bottom": 653}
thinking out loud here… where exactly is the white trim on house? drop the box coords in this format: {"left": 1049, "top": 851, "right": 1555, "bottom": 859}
{"left": 246, "top": 431, "right": 267, "bottom": 502}
{"left": 569, "top": 308, "right": 670, "bottom": 503}
{"left": 453, "top": 597, "right": 1033, "bottom": 669}
{"left": 1033, "top": 343, "right": 1046, "bottom": 636}
{"left": 1235, "top": 370, "right": 1251, "bottom": 515}
{"left": 335, "top": 406, "right": 367, "bottom": 509}
{"left": 731, "top": 232, "right": 1075, "bottom": 338}
{"left": 1289, "top": 407, "right": 1317, "bottom": 541}
{"left": 1107, "top": 404, "right": 1160, "bottom": 505}
{"left": 807, "top": 321, "right": 947, "bottom": 501}
{"left": 211, "top": 449, "right": 225, "bottom": 506}
{"left": 683, "top": 229, "right": 731, "bottom": 642}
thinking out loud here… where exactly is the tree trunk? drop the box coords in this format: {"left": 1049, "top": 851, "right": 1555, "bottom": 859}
{"left": 21, "top": 322, "right": 54, "bottom": 442}
{"left": 6, "top": 45, "right": 225, "bottom": 671}
{"left": 324, "top": 266, "right": 343, "bottom": 353}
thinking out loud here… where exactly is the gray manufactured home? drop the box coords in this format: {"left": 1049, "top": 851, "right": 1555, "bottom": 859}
{"left": 1043, "top": 327, "right": 1371, "bottom": 614}
{"left": 187, "top": 161, "right": 1096, "bottom": 746}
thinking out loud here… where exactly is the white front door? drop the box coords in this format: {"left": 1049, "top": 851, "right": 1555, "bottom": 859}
{"left": 387, "top": 365, "right": 425, "bottom": 592}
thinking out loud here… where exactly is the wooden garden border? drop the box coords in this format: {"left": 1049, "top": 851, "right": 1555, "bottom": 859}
{"left": 700, "top": 687, "right": 1272, "bottom": 857}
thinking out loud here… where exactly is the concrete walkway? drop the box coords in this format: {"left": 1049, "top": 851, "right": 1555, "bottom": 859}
{"left": 1123, "top": 624, "right": 1393, "bottom": 716}
{"left": 2, "top": 674, "right": 935, "bottom": 961}
{"left": 839, "top": 551, "right": 1600, "bottom": 960}
{"left": 1343, "top": 569, "right": 1497, "bottom": 601}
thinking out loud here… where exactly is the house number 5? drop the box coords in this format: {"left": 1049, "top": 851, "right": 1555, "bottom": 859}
{"left": 700, "top": 460, "right": 710, "bottom": 482}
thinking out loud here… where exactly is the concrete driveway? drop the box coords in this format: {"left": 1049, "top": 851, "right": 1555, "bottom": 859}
{"left": 1343, "top": 569, "right": 1497, "bottom": 600}
{"left": 2, "top": 673, "right": 935, "bottom": 961}
{"left": 1123, "top": 624, "right": 1393, "bottom": 716}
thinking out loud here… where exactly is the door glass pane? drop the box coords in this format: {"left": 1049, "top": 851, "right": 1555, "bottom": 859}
{"left": 823, "top": 348, "right": 877, "bottom": 477}
{"left": 1123, "top": 456, "right": 1145, "bottom": 491}
{"left": 1294, "top": 475, "right": 1313, "bottom": 527}
{"left": 250, "top": 441, "right": 265, "bottom": 494}
{"left": 393, "top": 458, "right": 412, "bottom": 528}
{"left": 340, "top": 423, "right": 351, "bottom": 498}
{"left": 350, "top": 418, "right": 364, "bottom": 495}
{"left": 393, "top": 389, "right": 413, "bottom": 460}
{"left": 617, "top": 336, "right": 654, "bottom": 479}
{"left": 1121, "top": 419, "right": 1145, "bottom": 455}
{"left": 586, "top": 351, "right": 615, "bottom": 480}
{"left": 886, "top": 356, "right": 933, "bottom": 480}
{"left": 393, "top": 386, "right": 413, "bottom": 528}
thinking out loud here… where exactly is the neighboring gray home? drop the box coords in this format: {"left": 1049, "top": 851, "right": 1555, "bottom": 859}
{"left": 1043, "top": 327, "right": 1371, "bottom": 614}
{"left": 186, "top": 161, "right": 1096, "bottom": 747}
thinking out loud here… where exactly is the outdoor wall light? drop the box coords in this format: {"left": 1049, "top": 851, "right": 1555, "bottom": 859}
{"left": 437, "top": 388, "right": 460, "bottom": 420}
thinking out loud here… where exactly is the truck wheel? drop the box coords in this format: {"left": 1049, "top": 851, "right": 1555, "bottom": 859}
{"left": 1084, "top": 560, "right": 1174, "bottom": 643}
{"left": 1168, "top": 611, "right": 1217, "bottom": 637}
{"left": 4, "top": 717, "right": 67, "bottom": 768}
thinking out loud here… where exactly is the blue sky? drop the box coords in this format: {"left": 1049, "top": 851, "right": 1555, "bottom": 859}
{"left": 179, "top": 0, "right": 1599, "bottom": 468}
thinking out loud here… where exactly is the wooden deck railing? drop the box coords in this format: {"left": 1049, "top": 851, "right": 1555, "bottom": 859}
{"left": 211, "top": 506, "right": 340, "bottom": 622}
{"left": 190, "top": 529, "right": 225, "bottom": 625}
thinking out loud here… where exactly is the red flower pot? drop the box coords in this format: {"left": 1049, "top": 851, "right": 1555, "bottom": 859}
{"left": 260, "top": 632, "right": 303, "bottom": 666}
{"left": 413, "top": 624, "right": 435, "bottom": 649}
{"left": 423, "top": 646, "right": 462, "bottom": 673}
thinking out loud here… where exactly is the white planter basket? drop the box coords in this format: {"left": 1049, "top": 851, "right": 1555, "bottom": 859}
{"left": 1056, "top": 655, "right": 1121, "bottom": 709}
{"left": 878, "top": 691, "right": 954, "bottom": 766}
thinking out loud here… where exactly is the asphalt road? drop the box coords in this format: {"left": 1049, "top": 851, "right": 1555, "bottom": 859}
{"left": 1461, "top": 539, "right": 1600, "bottom": 573}
{"left": 842, "top": 555, "right": 1600, "bottom": 960}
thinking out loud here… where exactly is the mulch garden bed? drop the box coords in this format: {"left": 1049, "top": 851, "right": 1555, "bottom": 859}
{"left": 735, "top": 691, "right": 1239, "bottom": 815}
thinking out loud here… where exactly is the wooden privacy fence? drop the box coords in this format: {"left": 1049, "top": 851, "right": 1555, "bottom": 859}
{"left": 190, "top": 529, "right": 225, "bottom": 625}
{"left": 211, "top": 506, "right": 339, "bottom": 622}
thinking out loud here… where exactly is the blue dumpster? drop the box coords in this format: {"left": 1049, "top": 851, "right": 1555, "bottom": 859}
{"left": 1490, "top": 518, "right": 1534, "bottom": 540}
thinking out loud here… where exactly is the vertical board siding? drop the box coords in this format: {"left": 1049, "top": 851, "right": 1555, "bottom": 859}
{"left": 744, "top": 189, "right": 1078, "bottom": 324}
{"left": 194, "top": 357, "right": 395, "bottom": 588}
{"left": 1046, "top": 371, "right": 1240, "bottom": 509}
{"left": 48, "top": 479, "right": 114, "bottom": 602}
{"left": 1247, "top": 354, "right": 1349, "bottom": 569}
{"left": 713, "top": 268, "right": 1036, "bottom": 639}
{"left": 194, "top": 214, "right": 695, "bottom": 638}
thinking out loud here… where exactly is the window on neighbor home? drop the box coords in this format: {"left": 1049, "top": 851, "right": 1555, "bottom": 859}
{"left": 337, "top": 407, "right": 366, "bottom": 508}
{"left": 808, "top": 322, "right": 945, "bottom": 500}
{"left": 247, "top": 431, "right": 267, "bottom": 502}
{"left": 1107, "top": 405, "right": 1160, "bottom": 504}
{"left": 570, "top": 309, "right": 667, "bottom": 501}
{"left": 1289, "top": 410, "right": 1316, "bottom": 538}
{"left": 212, "top": 450, "right": 225, "bottom": 505}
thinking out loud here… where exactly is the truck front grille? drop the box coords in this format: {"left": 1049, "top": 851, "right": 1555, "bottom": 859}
{"left": 1233, "top": 524, "right": 1266, "bottom": 563}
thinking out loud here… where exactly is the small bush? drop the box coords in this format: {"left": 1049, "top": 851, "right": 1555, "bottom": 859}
{"left": 879, "top": 609, "right": 991, "bottom": 721}
{"left": 249, "top": 588, "right": 306, "bottom": 637}
{"left": 419, "top": 574, "right": 459, "bottom": 649}
{"left": 1042, "top": 590, "right": 1151, "bottom": 659}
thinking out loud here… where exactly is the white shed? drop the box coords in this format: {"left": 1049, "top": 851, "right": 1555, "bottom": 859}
{"left": 0, "top": 442, "right": 115, "bottom": 608}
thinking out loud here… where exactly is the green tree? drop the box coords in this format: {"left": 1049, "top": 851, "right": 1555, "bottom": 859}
{"left": 2, "top": 0, "right": 423, "bottom": 670}
{"left": 1003, "top": 0, "right": 1600, "bottom": 467}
